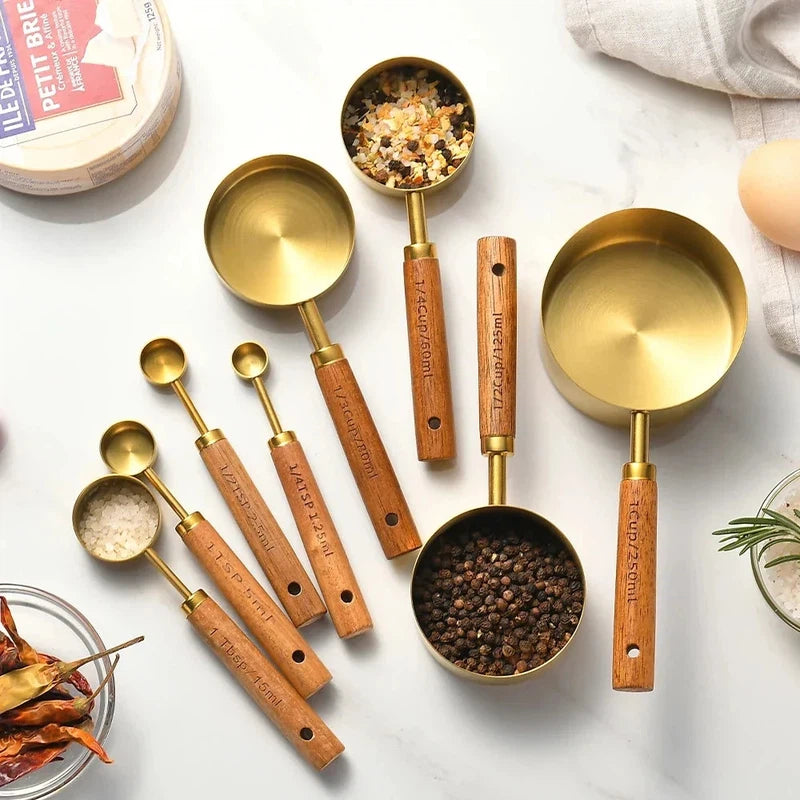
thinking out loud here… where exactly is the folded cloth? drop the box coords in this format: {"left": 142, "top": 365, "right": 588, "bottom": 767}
{"left": 564, "top": 0, "right": 800, "bottom": 354}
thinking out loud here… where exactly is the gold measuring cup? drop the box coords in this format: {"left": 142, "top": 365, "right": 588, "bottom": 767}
{"left": 99, "top": 420, "right": 331, "bottom": 698}
{"left": 341, "top": 57, "right": 476, "bottom": 462}
{"left": 204, "top": 155, "right": 421, "bottom": 560}
{"left": 410, "top": 237, "right": 586, "bottom": 684}
{"left": 72, "top": 475, "right": 343, "bottom": 770}
{"left": 541, "top": 208, "right": 747, "bottom": 692}
{"left": 232, "top": 341, "right": 373, "bottom": 639}
{"left": 140, "top": 336, "right": 325, "bottom": 628}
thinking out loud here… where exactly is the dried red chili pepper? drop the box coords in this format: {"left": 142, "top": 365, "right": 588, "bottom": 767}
{"left": 0, "top": 724, "right": 111, "bottom": 763}
{"left": 0, "top": 657, "right": 118, "bottom": 728}
{"left": 0, "top": 599, "right": 38, "bottom": 665}
{"left": 0, "top": 744, "right": 67, "bottom": 787}
{"left": 38, "top": 653, "right": 92, "bottom": 698}
{"left": 0, "top": 634, "right": 20, "bottom": 674}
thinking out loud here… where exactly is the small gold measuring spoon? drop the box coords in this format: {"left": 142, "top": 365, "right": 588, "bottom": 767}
{"left": 72, "top": 475, "right": 343, "bottom": 771}
{"left": 99, "top": 420, "right": 330, "bottom": 698}
{"left": 232, "top": 341, "right": 373, "bottom": 639}
{"left": 140, "top": 336, "right": 325, "bottom": 628}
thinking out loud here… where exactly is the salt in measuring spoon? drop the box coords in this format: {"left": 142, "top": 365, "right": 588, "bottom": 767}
{"left": 98, "top": 420, "right": 330, "bottom": 698}
{"left": 140, "top": 336, "right": 325, "bottom": 628}
{"left": 232, "top": 341, "right": 373, "bottom": 639}
{"left": 72, "top": 475, "right": 343, "bottom": 770}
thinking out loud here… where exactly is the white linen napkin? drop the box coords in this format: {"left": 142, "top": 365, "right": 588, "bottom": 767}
{"left": 564, "top": 0, "right": 800, "bottom": 354}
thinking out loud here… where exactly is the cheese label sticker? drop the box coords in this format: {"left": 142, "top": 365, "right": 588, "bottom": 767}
{"left": 0, "top": 0, "right": 123, "bottom": 140}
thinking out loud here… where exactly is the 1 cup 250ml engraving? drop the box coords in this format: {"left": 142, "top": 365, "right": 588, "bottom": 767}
{"left": 625, "top": 499, "right": 640, "bottom": 603}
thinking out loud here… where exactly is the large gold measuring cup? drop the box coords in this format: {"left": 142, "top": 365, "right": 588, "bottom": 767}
{"left": 72, "top": 475, "right": 343, "bottom": 770}
{"left": 99, "top": 420, "right": 331, "bottom": 698}
{"left": 541, "top": 209, "right": 747, "bottom": 692}
{"left": 204, "top": 155, "right": 421, "bottom": 560}
{"left": 341, "top": 57, "right": 476, "bottom": 462}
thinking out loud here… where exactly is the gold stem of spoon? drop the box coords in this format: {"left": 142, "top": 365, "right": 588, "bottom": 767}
{"left": 143, "top": 467, "right": 189, "bottom": 520}
{"left": 298, "top": 300, "right": 332, "bottom": 352}
{"left": 629, "top": 410, "right": 650, "bottom": 464}
{"left": 171, "top": 380, "right": 208, "bottom": 434}
{"left": 144, "top": 548, "right": 190, "bottom": 600}
{"left": 488, "top": 453, "right": 507, "bottom": 506}
{"left": 406, "top": 192, "right": 428, "bottom": 244}
{"left": 252, "top": 378, "right": 282, "bottom": 436}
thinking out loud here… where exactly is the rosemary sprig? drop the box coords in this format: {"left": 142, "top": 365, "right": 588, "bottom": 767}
{"left": 713, "top": 508, "right": 800, "bottom": 568}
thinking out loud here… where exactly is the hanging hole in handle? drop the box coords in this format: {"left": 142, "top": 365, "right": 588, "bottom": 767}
{"left": 492, "top": 263, "right": 505, "bottom": 276}
{"left": 385, "top": 513, "right": 399, "bottom": 526}
{"left": 340, "top": 590, "right": 354, "bottom": 604}
{"left": 292, "top": 650, "right": 305, "bottom": 663}
{"left": 300, "top": 727, "right": 314, "bottom": 741}
{"left": 288, "top": 582, "right": 302, "bottom": 596}
{"left": 427, "top": 416, "right": 441, "bottom": 430}
{"left": 626, "top": 644, "right": 640, "bottom": 659}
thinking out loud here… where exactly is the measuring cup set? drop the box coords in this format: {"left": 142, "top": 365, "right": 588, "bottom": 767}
{"left": 70, "top": 55, "right": 749, "bottom": 769}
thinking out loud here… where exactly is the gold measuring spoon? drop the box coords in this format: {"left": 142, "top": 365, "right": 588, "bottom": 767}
{"left": 204, "top": 155, "right": 421, "bottom": 560}
{"left": 72, "top": 475, "right": 343, "bottom": 770}
{"left": 232, "top": 341, "right": 373, "bottom": 639}
{"left": 99, "top": 420, "right": 331, "bottom": 698}
{"left": 410, "top": 237, "right": 586, "bottom": 683}
{"left": 140, "top": 336, "right": 325, "bottom": 628}
{"left": 341, "top": 57, "right": 476, "bottom": 462}
{"left": 541, "top": 209, "right": 747, "bottom": 691}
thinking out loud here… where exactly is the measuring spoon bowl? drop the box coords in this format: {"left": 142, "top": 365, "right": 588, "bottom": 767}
{"left": 232, "top": 341, "right": 269, "bottom": 380}
{"left": 100, "top": 420, "right": 158, "bottom": 476}
{"left": 73, "top": 475, "right": 160, "bottom": 563}
{"left": 140, "top": 337, "right": 187, "bottom": 386}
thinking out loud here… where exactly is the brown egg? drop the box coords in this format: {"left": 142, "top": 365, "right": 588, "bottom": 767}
{"left": 738, "top": 140, "right": 800, "bottom": 251}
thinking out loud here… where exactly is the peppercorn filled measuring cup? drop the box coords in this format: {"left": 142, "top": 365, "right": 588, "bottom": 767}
{"left": 232, "top": 341, "right": 373, "bottom": 639}
{"left": 72, "top": 475, "right": 344, "bottom": 770}
{"left": 410, "top": 237, "right": 586, "bottom": 684}
{"left": 140, "top": 336, "right": 325, "bottom": 628}
{"left": 540, "top": 209, "right": 747, "bottom": 692}
{"left": 98, "top": 420, "right": 331, "bottom": 698}
{"left": 341, "top": 58, "right": 476, "bottom": 462}
{"left": 204, "top": 154, "right": 420, "bottom": 559}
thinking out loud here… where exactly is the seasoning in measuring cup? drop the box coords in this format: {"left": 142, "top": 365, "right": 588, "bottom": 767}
{"left": 342, "top": 67, "right": 474, "bottom": 189}
{"left": 76, "top": 481, "right": 158, "bottom": 561}
{"left": 412, "top": 529, "right": 584, "bottom": 676}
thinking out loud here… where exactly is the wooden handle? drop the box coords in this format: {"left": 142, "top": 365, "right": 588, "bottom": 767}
{"left": 187, "top": 596, "right": 344, "bottom": 770}
{"left": 613, "top": 477, "right": 657, "bottom": 691}
{"left": 403, "top": 256, "right": 456, "bottom": 462}
{"left": 179, "top": 517, "right": 331, "bottom": 698}
{"left": 199, "top": 436, "right": 326, "bottom": 628}
{"left": 314, "top": 356, "right": 421, "bottom": 559}
{"left": 271, "top": 438, "right": 373, "bottom": 639}
{"left": 477, "top": 237, "right": 517, "bottom": 441}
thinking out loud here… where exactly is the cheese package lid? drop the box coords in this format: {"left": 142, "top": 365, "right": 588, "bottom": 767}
{"left": 0, "top": 0, "right": 181, "bottom": 195}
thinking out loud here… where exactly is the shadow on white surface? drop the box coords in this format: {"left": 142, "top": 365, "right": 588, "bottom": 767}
{"left": 0, "top": 83, "right": 192, "bottom": 224}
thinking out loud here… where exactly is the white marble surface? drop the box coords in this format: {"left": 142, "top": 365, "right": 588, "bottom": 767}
{"left": 1, "top": 1, "right": 798, "bottom": 798}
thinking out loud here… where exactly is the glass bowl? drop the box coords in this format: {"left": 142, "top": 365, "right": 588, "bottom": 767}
{"left": 0, "top": 585, "right": 115, "bottom": 799}
{"left": 751, "top": 469, "right": 800, "bottom": 632}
